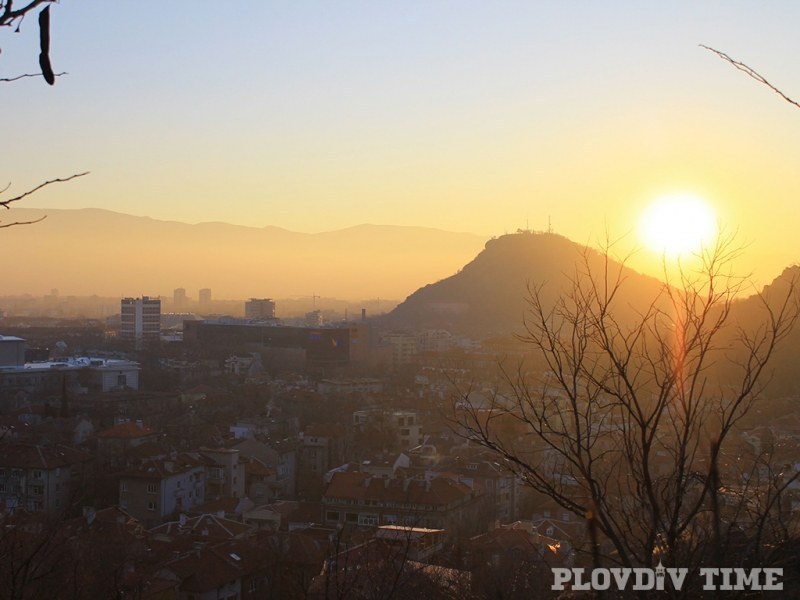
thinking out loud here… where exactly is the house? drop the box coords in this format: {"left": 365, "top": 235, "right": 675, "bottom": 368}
{"left": 228, "top": 437, "right": 297, "bottom": 500}
{"left": 197, "top": 448, "right": 245, "bottom": 500}
{"left": 0, "top": 442, "right": 91, "bottom": 513}
{"left": 97, "top": 420, "right": 161, "bottom": 468}
{"left": 118, "top": 456, "right": 206, "bottom": 528}
{"left": 298, "top": 423, "right": 348, "bottom": 499}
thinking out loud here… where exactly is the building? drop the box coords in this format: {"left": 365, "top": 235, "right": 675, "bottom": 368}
{"left": 305, "top": 310, "right": 323, "bottom": 327}
{"left": 298, "top": 423, "right": 349, "bottom": 498}
{"left": 353, "top": 409, "right": 422, "bottom": 450}
{"left": 245, "top": 298, "right": 276, "bottom": 321}
{"left": 199, "top": 288, "right": 212, "bottom": 307}
{"left": 0, "top": 335, "right": 26, "bottom": 367}
{"left": 0, "top": 353, "right": 141, "bottom": 395}
{"left": 183, "top": 321, "right": 351, "bottom": 366}
{"left": 173, "top": 287, "right": 187, "bottom": 310}
{"left": 381, "top": 331, "right": 419, "bottom": 366}
{"left": 0, "top": 442, "right": 92, "bottom": 513}
{"left": 198, "top": 448, "right": 245, "bottom": 500}
{"left": 118, "top": 456, "right": 206, "bottom": 528}
{"left": 96, "top": 420, "right": 161, "bottom": 467}
{"left": 321, "top": 471, "right": 486, "bottom": 538}
{"left": 120, "top": 296, "right": 161, "bottom": 344}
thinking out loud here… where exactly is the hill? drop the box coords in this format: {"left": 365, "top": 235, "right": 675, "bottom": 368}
{"left": 384, "top": 230, "right": 666, "bottom": 336}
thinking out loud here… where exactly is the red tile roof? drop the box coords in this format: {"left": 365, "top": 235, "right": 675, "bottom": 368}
{"left": 97, "top": 421, "right": 157, "bottom": 439}
{"left": 0, "top": 442, "right": 91, "bottom": 469}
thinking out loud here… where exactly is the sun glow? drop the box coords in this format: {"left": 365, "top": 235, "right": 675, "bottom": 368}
{"left": 638, "top": 194, "right": 718, "bottom": 258}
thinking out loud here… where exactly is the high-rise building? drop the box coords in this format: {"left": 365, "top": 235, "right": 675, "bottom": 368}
{"left": 173, "top": 287, "right": 187, "bottom": 309}
{"left": 120, "top": 297, "right": 161, "bottom": 344}
{"left": 245, "top": 298, "right": 276, "bottom": 320}
{"left": 198, "top": 288, "right": 212, "bottom": 307}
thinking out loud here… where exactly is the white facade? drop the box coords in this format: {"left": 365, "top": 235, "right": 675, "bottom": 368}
{"left": 120, "top": 296, "right": 161, "bottom": 341}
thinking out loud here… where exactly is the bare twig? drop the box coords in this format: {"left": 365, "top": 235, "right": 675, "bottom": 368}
{"left": 0, "top": 172, "right": 89, "bottom": 209}
{"left": 0, "top": 215, "right": 46, "bottom": 228}
{"left": 701, "top": 44, "right": 800, "bottom": 110}
{"left": 0, "top": 71, "right": 67, "bottom": 82}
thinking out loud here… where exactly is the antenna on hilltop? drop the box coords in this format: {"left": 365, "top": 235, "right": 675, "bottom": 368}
{"left": 548, "top": 216, "right": 553, "bottom": 234}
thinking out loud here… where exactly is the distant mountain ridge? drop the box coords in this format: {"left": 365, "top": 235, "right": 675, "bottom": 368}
{"left": 2, "top": 208, "right": 487, "bottom": 300}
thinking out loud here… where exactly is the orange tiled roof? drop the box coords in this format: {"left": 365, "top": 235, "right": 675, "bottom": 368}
{"left": 0, "top": 442, "right": 91, "bottom": 469}
{"left": 97, "top": 421, "right": 157, "bottom": 439}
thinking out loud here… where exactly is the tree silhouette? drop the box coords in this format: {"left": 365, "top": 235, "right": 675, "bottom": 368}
{"left": 458, "top": 236, "right": 800, "bottom": 597}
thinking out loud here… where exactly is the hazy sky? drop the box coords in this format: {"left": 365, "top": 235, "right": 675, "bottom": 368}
{"left": 4, "top": 2, "right": 800, "bottom": 286}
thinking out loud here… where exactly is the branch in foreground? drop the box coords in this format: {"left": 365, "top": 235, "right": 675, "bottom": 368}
{"left": 701, "top": 44, "right": 800, "bottom": 110}
{"left": 0, "top": 215, "right": 47, "bottom": 229}
{"left": 0, "top": 71, "right": 67, "bottom": 83}
{"left": 0, "top": 172, "right": 89, "bottom": 209}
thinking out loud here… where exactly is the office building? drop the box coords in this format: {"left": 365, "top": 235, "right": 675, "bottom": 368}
{"left": 244, "top": 298, "right": 276, "bottom": 320}
{"left": 120, "top": 296, "right": 161, "bottom": 343}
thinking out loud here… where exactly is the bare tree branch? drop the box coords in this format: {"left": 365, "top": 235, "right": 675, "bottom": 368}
{"left": 0, "top": 172, "right": 89, "bottom": 210}
{"left": 0, "top": 215, "right": 46, "bottom": 228}
{"left": 0, "top": 70, "right": 66, "bottom": 83}
{"left": 701, "top": 44, "right": 800, "bottom": 110}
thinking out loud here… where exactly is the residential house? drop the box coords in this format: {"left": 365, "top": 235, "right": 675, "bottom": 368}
{"left": 0, "top": 442, "right": 91, "bottom": 513}
{"left": 118, "top": 456, "right": 206, "bottom": 528}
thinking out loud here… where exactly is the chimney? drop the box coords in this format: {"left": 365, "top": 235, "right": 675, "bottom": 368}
{"left": 361, "top": 308, "right": 366, "bottom": 321}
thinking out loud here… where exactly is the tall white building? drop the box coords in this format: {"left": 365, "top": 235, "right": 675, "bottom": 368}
{"left": 120, "top": 296, "right": 161, "bottom": 343}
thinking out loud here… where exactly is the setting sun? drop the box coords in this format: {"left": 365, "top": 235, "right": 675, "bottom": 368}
{"left": 638, "top": 194, "right": 718, "bottom": 258}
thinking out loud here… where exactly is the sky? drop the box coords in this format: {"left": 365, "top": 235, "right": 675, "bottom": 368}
{"left": 3, "top": 1, "right": 800, "bottom": 289}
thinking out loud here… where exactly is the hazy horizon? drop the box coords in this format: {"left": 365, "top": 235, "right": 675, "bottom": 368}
{"left": 3, "top": 2, "right": 800, "bottom": 293}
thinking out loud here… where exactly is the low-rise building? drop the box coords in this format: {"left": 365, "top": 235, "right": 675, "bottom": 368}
{"left": 322, "top": 471, "right": 486, "bottom": 539}
{"left": 118, "top": 456, "right": 206, "bottom": 528}
{"left": 0, "top": 442, "right": 91, "bottom": 513}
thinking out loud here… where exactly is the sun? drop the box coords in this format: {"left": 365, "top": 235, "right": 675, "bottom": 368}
{"left": 638, "top": 193, "right": 718, "bottom": 258}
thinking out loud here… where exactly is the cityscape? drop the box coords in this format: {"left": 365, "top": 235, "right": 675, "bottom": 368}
{"left": 2, "top": 2, "right": 800, "bottom": 599}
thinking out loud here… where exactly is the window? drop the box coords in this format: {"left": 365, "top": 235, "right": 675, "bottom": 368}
{"left": 358, "top": 514, "right": 378, "bottom": 526}
{"left": 146, "top": 483, "right": 157, "bottom": 494}
{"left": 120, "top": 482, "right": 128, "bottom": 492}
{"left": 148, "top": 501, "right": 157, "bottom": 512}
{"left": 345, "top": 513, "right": 359, "bottom": 523}
{"left": 32, "top": 470, "right": 42, "bottom": 479}
{"left": 326, "top": 511, "right": 340, "bottom": 522}
{"left": 117, "top": 374, "right": 127, "bottom": 387}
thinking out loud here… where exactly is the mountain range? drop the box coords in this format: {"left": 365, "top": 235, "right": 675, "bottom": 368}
{"left": 2, "top": 208, "right": 487, "bottom": 301}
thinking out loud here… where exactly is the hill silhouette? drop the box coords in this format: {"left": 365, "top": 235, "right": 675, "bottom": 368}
{"left": 384, "top": 230, "right": 666, "bottom": 336}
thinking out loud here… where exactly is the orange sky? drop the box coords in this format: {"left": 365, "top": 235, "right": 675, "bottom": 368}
{"left": 3, "top": 3, "right": 800, "bottom": 293}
